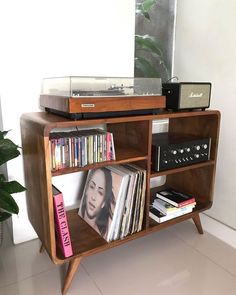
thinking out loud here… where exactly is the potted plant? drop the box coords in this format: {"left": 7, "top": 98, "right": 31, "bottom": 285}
{"left": 0, "top": 130, "right": 25, "bottom": 243}
{"left": 135, "top": 0, "right": 170, "bottom": 80}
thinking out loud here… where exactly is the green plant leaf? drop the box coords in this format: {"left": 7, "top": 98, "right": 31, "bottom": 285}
{"left": 136, "top": 0, "right": 156, "bottom": 20}
{"left": 0, "top": 181, "right": 26, "bottom": 194}
{"left": 142, "top": 0, "right": 156, "bottom": 12}
{"left": 0, "top": 138, "right": 20, "bottom": 165}
{"left": 0, "top": 174, "right": 6, "bottom": 182}
{"left": 0, "top": 189, "right": 19, "bottom": 214}
{"left": 135, "top": 35, "right": 164, "bottom": 58}
{"left": 0, "top": 211, "right": 11, "bottom": 222}
{"left": 135, "top": 56, "right": 160, "bottom": 77}
{"left": 0, "top": 130, "right": 9, "bottom": 140}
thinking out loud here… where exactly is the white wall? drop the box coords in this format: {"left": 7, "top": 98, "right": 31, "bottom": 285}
{"left": 174, "top": 1, "right": 236, "bottom": 230}
{"left": 3, "top": 0, "right": 234, "bottom": 245}
{"left": 0, "top": 0, "right": 136, "bottom": 243}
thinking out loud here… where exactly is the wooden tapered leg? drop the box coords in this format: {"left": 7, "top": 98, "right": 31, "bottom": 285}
{"left": 39, "top": 243, "right": 45, "bottom": 253}
{"left": 192, "top": 213, "right": 204, "bottom": 234}
{"left": 62, "top": 257, "right": 82, "bottom": 295}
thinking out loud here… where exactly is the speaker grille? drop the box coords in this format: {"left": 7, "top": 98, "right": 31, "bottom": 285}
{"left": 179, "top": 84, "right": 211, "bottom": 109}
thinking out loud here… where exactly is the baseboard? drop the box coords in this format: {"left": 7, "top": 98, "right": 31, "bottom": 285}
{"left": 201, "top": 213, "right": 236, "bottom": 249}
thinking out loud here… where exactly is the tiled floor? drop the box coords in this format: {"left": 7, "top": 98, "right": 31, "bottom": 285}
{"left": 1, "top": 219, "right": 236, "bottom": 295}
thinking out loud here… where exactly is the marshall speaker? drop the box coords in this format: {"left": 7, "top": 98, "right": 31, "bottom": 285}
{"left": 162, "top": 82, "right": 211, "bottom": 110}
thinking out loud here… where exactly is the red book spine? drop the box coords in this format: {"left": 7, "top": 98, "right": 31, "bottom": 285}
{"left": 53, "top": 186, "right": 73, "bottom": 258}
{"left": 178, "top": 198, "right": 195, "bottom": 208}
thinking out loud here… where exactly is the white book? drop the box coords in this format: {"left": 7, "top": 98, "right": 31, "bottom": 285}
{"left": 149, "top": 205, "right": 193, "bottom": 223}
{"left": 152, "top": 197, "right": 196, "bottom": 215}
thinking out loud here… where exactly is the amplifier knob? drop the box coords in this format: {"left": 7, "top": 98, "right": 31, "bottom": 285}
{"left": 178, "top": 149, "right": 184, "bottom": 154}
{"left": 164, "top": 160, "right": 168, "bottom": 164}
{"left": 194, "top": 154, "right": 200, "bottom": 158}
{"left": 195, "top": 145, "right": 201, "bottom": 151}
{"left": 185, "top": 147, "right": 191, "bottom": 152}
{"left": 171, "top": 150, "right": 177, "bottom": 155}
{"left": 202, "top": 144, "right": 208, "bottom": 149}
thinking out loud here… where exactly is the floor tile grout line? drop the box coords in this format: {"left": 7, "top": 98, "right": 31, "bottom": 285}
{"left": 81, "top": 262, "right": 104, "bottom": 295}
{"left": 0, "top": 265, "right": 56, "bottom": 290}
{"left": 2, "top": 232, "right": 236, "bottom": 292}
{"left": 171, "top": 230, "right": 236, "bottom": 280}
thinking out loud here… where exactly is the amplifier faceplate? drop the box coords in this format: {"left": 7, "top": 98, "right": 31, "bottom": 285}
{"left": 152, "top": 133, "right": 211, "bottom": 172}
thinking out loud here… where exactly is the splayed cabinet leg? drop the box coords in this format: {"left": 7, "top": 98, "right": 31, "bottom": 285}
{"left": 62, "top": 257, "right": 82, "bottom": 295}
{"left": 192, "top": 213, "right": 204, "bottom": 234}
{"left": 39, "top": 243, "right": 45, "bottom": 253}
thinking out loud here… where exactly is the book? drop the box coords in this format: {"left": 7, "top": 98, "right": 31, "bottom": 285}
{"left": 149, "top": 205, "right": 193, "bottom": 223}
{"left": 78, "top": 167, "right": 129, "bottom": 242}
{"left": 52, "top": 185, "right": 73, "bottom": 258}
{"left": 152, "top": 197, "right": 196, "bottom": 215}
{"left": 156, "top": 188, "right": 195, "bottom": 208}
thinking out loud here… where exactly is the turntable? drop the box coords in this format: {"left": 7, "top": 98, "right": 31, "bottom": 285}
{"left": 40, "top": 76, "right": 165, "bottom": 119}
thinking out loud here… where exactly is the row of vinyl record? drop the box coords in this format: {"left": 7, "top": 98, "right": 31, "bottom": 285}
{"left": 52, "top": 164, "right": 146, "bottom": 257}
{"left": 78, "top": 164, "right": 146, "bottom": 242}
{"left": 49, "top": 129, "right": 116, "bottom": 171}
{"left": 149, "top": 188, "right": 196, "bottom": 223}
{"left": 52, "top": 171, "right": 196, "bottom": 258}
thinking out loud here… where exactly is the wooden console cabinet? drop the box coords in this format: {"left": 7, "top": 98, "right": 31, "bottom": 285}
{"left": 20, "top": 109, "right": 220, "bottom": 294}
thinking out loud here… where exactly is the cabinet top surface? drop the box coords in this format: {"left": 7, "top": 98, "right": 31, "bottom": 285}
{"left": 21, "top": 109, "right": 220, "bottom": 123}
{"left": 20, "top": 110, "right": 220, "bottom": 135}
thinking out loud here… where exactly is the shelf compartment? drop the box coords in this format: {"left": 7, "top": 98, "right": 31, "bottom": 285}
{"left": 56, "top": 209, "right": 149, "bottom": 260}
{"left": 148, "top": 200, "right": 212, "bottom": 231}
{"left": 52, "top": 146, "right": 148, "bottom": 176}
{"left": 56, "top": 199, "right": 212, "bottom": 261}
{"left": 150, "top": 160, "right": 215, "bottom": 178}
{"left": 150, "top": 164, "right": 215, "bottom": 203}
